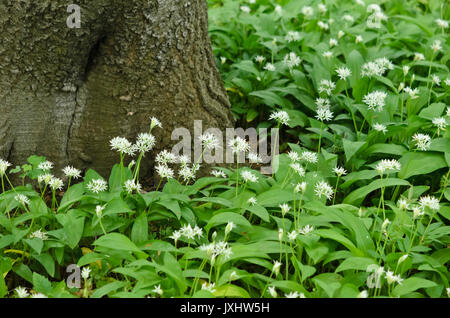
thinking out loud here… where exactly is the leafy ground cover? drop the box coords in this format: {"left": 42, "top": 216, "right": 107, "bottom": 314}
{"left": 0, "top": 0, "right": 449, "bottom": 298}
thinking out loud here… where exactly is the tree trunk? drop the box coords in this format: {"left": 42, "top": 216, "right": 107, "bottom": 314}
{"left": 0, "top": 0, "right": 234, "bottom": 181}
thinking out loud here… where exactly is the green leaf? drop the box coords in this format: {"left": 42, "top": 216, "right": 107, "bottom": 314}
{"left": 392, "top": 277, "right": 437, "bottom": 297}
{"left": 398, "top": 152, "right": 447, "bottom": 179}
{"left": 103, "top": 198, "right": 133, "bottom": 216}
{"left": 91, "top": 281, "right": 127, "bottom": 298}
{"left": 343, "top": 140, "right": 366, "bottom": 162}
{"left": 58, "top": 183, "right": 85, "bottom": 213}
{"left": 131, "top": 213, "right": 148, "bottom": 244}
{"left": 343, "top": 178, "right": 410, "bottom": 205}
{"left": 335, "top": 257, "right": 377, "bottom": 272}
{"left": 214, "top": 284, "right": 250, "bottom": 298}
{"left": 205, "top": 212, "right": 252, "bottom": 232}
{"left": 56, "top": 211, "right": 85, "bottom": 249}
{"left": 32, "top": 253, "right": 55, "bottom": 277}
{"left": 314, "top": 229, "right": 360, "bottom": 256}
{"left": 312, "top": 273, "right": 342, "bottom": 298}
{"left": 93, "top": 233, "right": 144, "bottom": 255}
{"left": 32, "top": 272, "right": 52, "bottom": 295}
{"left": 249, "top": 90, "right": 291, "bottom": 108}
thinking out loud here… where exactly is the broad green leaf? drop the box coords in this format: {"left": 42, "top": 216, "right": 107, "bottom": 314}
{"left": 214, "top": 284, "right": 250, "bottom": 298}
{"left": 398, "top": 152, "right": 447, "bottom": 179}
{"left": 392, "top": 277, "right": 437, "bottom": 297}
{"left": 343, "top": 178, "right": 410, "bottom": 205}
{"left": 205, "top": 212, "right": 252, "bottom": 232}
{"left": 131, "top": 213, "right": 148, "bottom": 244}
{"left": 335, "top": 257, "right": 377, "bottom": 272}
{"left": 343, "top": 140, "right": 366, "bottom": 162}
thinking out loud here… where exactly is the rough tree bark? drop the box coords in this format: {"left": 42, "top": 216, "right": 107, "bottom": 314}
{"left": 0, "top": 0, "right": 234, "bottom": 181}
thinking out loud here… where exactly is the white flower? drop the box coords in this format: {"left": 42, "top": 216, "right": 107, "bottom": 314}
{"left": 272, "top": 260, "right": 282, "bottom": 275}
{"left": 15, "top": 194, "right": 30, "bottom": 206}
{"left": 155, "top": 150, "right": 177, "bottom": 165}
{"left": 298, "top": 225, "right": 315, "bottom": 235}
{"left": 385, "top": 271, "right": 403, "bottom": 285}
{"left": 361, "top": 58, "right": 393, "bottom": 77}
{"left": 278, "top": 228, "right": 284, "bottom": 241}
{"left": 211, "top": 169, "right": 227, "bottom": 179}
{"left": 315, "top": 108, "right": 334, "bottom": 121}
{"left": 263, "top": 63, "right": 276, "bottom": 71}
{"left": 418, "top": 195, "right": 440, "bottom": 211}
{"left": 31, "top": 293, "right": 48, "bottom": 298}
{"left": 290, "top": 163, "right": 305, "bottom": 176}
{"left": 81, "top": 267, "right": 91, "bottom": 280}
{"left": 355, "top": 35, "right": 363, "bottom": 43}
{"left": 241, "top": 170, "right": 258, "bottom": 183}
{"left": 432, "top": 117, "right": 447, "bottom": 133}
{"left": 49, "top": 177, "right": 64, "bottom": 191}
{"left": 414, "top": 52, "right": 425, "bottom": 61}
{"left": 318, "top": 79, "right": 336, "bottom": 95}
{"left": 338, "top": 30, "right": 345, "bottom": 39}
{"left": 268, "top": 286, "right": 277, "bottom": 298}
{"left": 357, "top": 290, "right": 368, "bottom": 298}
{"left": 366, "top": 5, "right": 388, "bottom": 29}
{"left": 199, "top": 133, "right": 220, "bottom": 150}
{"left": 178, "top": 165, "right": 197, "bottom": 182}
{"left": 0, "top": 159, "right": 11, "bottom": 176}
{"left": 315, "top": 98, "right": 331, "bottom": 110}
{"left": 403, "top": 87, "right": 419, "bottom": 99}
{"left": 63, "top": 166, "right": 81, "bottom": 179}
{"left": 285, "top": 291, "right": 300, "bottom": 298}
{"left": 285, "top": 31, "right": 301, "bottom": 43}
{"left": 398, "top": 254, "right": 409, "bottom": 265}
{"left": 301, "top": 6, "right": 313, "bottom": 17}
{"left": 381, "top": 218, "right": 391, "bottom": 232}
{"left": 322, "top": 51, "right": 333, "bottom": 59}
{"left": 38, "top": 161, "right": 53, "bottom": 171}
{"left": 225, "top": 222, "right": 235, "bottom": 236}
{"left": 431, "top": 74, "right": 441, "bottom": 86}
{"left": 294, "top": 182, "right": 307, "bottom": 193}
{"left": 38, "top": 173, "right": 53, "bottom": 184}
{"left": 124, "top": 179, "right": 142, "bottom": 194}
{"left": 431, "top": 40, "right": 442, "bottom": 53}
{"left": 287, "top": 230, "right": 298, "bottom": 241}
{"left": 269, "top": 110, "right": 290, "bottom": 126}
{"left": 283, "top": 52, "right": 301, "bottom": 69}
{"left": 150, "top": 117, "right": 162, "bottom": 130}
{"left": 180, "top": 224, "right": 203, "bottom": 240}
{"left": 220, "top": 57, "right": 227, "bottom": 64}
{"left": 274, "top": 5, "right": 282, "bottom": 15}
{"left": 15, "top": 286, "right": 29, "bottom": 298}
{"left": 445, "top": 79, "right": 450, "bottom": 87}
{"left": 435, "top": 19, "right": 449, "bottom": 29}
{"left": 110, "top": 137, "right": 135, "bottom": 156}
{"left": 314, "top": 181, "right": 334, "bottom": 200}
{"left": 329, "top": 38, "right": 337, "bottom": 47}
{"left": 317, "top": 21, "right": 329, "bottom": 30}
{"left": 255, "top": 56, "right": 265, "bottom": 64}
{"left": 30, "top": 229, "right": 49, "bottom": 240}
{"left": 279, "top": 203, "right": 291, "bottom": 216}
{"left": 375, "top": 159, "right": 401, "bottom": 174}
{"left": 201, "top": 282, "right": 216, "bottom": 293}
{"left": 363, "top": 91, "right": 387, "bottom": 112}
{"left": 301, "top": 151, "right": 318, "bottom": 164}
{"left": 169, "top": 230, "right": 181, "bottom": 243}
{"left": 318, "top": 3, "right": 327, "bottom": 14}
{"left": 134, "top": 133, "right": 156, "bottom": 154}
{"left": 412, "top": 133, "right": 431, "bottom": 151}
{"left": 287, "top": 151, "right": 300, "bottom": 162}
{"left": 343, "top": 14, "right": 355, "bottom": 23}
{"left": 152, "top": 284, "right": 163, "bottom": 296}
{"left": 397, "top": 198, "right": 409, "bottom": 210}
{"left": 156, "top": 164, "right": 174, "bottom": 179}
{"left": 95, "top": 205, "right": 104, "bottom": 218}
{"left": 333, "top": 166, "right": 347, "bottom": 177}
{"left": 373, "top": 123, "right": 387, "bottom": 134}
{"left": 336, "top": 67, "right": 351, "bottom": 80}
{"left": 247, "top": 197, "right": 257, "bottom": 205}
{"left": 248, "top": 152, "right": 263, "bottom": 164}
{"left": 228, "top": 136, "right": 250, "bottom": 154}
{"left": 86, "top": 179, "right": 108, "bottom": 193}
{"left": 412, "top": 206, "right": 425, "bottom": 219}
{"left": 240, "top": 6, "right": 251, "bottom": 13}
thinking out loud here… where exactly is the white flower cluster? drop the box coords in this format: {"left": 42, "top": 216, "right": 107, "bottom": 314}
{"left": 0, "top": 159, "right": 11, "bottom": 176}
{"left": 363, "top": 91, "right": 387, "bottom": 112}
{"left": 361, "top": 58, "right": 394, "bottom": 77}
{"left": 86, "top": 178, "right": 108, "bottom": 194}
{"left": 269, "top": 110, "right": 290, "bottom": 126}
{"left": 412, "top": 133, "right": 431, "bottom": 151}
{"left": 283, "top": 52, "right": 301, "bottom": 69}
{"left": 314, "top": 181, "right": 334, "bottom": 200}
{"left": 375, "top": 159, "right": 401, "bottom": 174}
{"left": 315, "top": 97, "right": 333, "bottom": 122}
